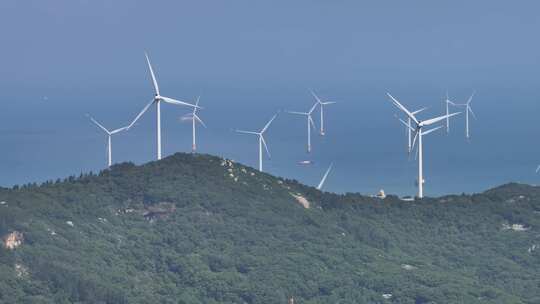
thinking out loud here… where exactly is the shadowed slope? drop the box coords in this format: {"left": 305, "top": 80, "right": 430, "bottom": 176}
{"left": 0, "top": 153, "right": 539, "bottom": 303}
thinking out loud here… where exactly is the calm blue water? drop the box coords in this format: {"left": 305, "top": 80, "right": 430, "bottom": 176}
{"left": 1, "top": 85, "right": 538, "bottom": 197}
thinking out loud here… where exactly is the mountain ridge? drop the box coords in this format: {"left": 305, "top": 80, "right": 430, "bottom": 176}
{"left": 0, "top": 153, "right": 539, "bottom": 303}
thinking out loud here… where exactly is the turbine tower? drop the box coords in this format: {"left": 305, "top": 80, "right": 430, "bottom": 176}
{"left": 183, "top": 96, "right": 206, "bottom": 152}
{"left": 310, "top": 90, "right": 336, "bottom": 136}
{"left": 444, "top": 91, "right": 456, "bottom": 133}
{"left": 236, "top": 113, "right": 278, "bottom": 172}
{"left": 287, "top": 102, "right": 318, "bottom": 153}
{"left": 387, "top": 93, "right": 460, "bottom": 198}
{"left": 317, "top": 162, "right": 334, "bottom": 191}
{"left": 456, "top": 92, "right": 476, "bottom": 140}
{"left": 87, "top": 115, "right": 128, "bottom": 168}
{"left": 128, "top": 52, "right": 200, "bottom": 160}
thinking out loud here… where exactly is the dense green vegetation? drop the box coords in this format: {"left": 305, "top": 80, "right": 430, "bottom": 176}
{"left": 0, "top": 153, "right": 539, "bottom": 303}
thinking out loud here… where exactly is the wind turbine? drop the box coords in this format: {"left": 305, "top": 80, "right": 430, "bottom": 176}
{"left": 403, "top": 107, "right": 427, "bottom": 154}
{"left": 444, "top": 91, "right": 457, "bottom": 133}
{"left": 128, "top": 52, "right": 200, "bottom": 160}
{"left": 456, "top": 91, "right": 476, "bottom": 140}
{"left": 182, "top": 96, "right": 206, "bottom": 152}
{"left": 236, "top": 113, "right": 278, "bottom": 172}
{"left": 317, "top": 162, "right": 334, "bottom": 191}
{"left": 87, "top": 115, "right": 128, "bottom": 168}
{"left": 310, "top": 90, "right": 336, "bottom": 136}
{"left": 287, "top": 102, "right": 318, "bottom": 153}
{"left": 387, "top": 93, "right": 460, "bottom": 198}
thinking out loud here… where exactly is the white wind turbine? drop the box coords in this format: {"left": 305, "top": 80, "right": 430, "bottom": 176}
{"left": 402, "top": 107, "right": 427, "bottom": 154}
{"left": 236, "top": 114, "right": 278, "bottom": 172}
{"left": 87, "top": 115, "right": 128, "bottom": 168}
{"left": 287, "top": 102, "right": 318, "bottom": 153}
{"left": 128, "top": 52, "right": 200, "bottom": 160}
{"left": 310, "top": 90, "right": 336, "bottom": 136}
{"left": 456, "top": 91, "right": 476, "bottom": 140}
{"left": 388, "top": 93, "right": 460, "bottom": 198}
{"left": 317, "top": 162, "right": 334, "bottom": 191}
{"left": 444, "top": 91, "right": 457, "bottom": 133}
{"left": 182, "top": 96, "right": 206, "bottom": 152}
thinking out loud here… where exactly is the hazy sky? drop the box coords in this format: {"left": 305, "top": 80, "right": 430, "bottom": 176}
{"left": 2, "top": 0, "right": 539, "bottom": 90}
{"left": 0, "top": 1, "right": 539, "bottom": 196}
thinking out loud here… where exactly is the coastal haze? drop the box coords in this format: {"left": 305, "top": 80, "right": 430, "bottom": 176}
{"left": 1, "top": 1, "right": 539, "bottom": 196}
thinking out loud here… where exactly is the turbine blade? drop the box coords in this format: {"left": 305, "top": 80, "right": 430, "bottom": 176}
{"left": 261, "top": 113, "right": 278, "bottom": 133}
{"left": 193, "top": 113, "right": 207, "bottom": 128}
{"left": 236, "top": 130, "right": 259, "bottom": 135}
{"left": 468, "top": 105, "right": 477, "bottom": 120}
{"left": 261, "top": 135, "right": 271, "bottom": 159}
{"left": 88, "top": 115, "right": 110, "bottom": 134}
{"left": 309, "top": 115, "right": 316, "bottom": 130}
{"left": 194, "top": 96, "right": 201, "bottom": 114}
{"left": 310, "top": 89, "right": 322, "bottom": 103}
{"left": 110, "top": 126, "right": 129, "bottom": 134}
{"left": 144, "top": 52, "right": 160, "bottom": 95}
{"left": 467, "top": 91, "right": 476, "bottom": 104}
{"left": 421, "top": 112, "right": 460, "bottom": 126}
{"left": 321, "top": 101, "right": 337, "bottom": 105}
{"left": 536, "top": 165, "right": 540, "bottom": 173}
{"left": 128, "top": 99, "right": 154, "bottom": 129}
{"left": 412, "top": 107, "right": 428, "bottom": 115}
{"left": 287, "top": 111, "right": 308, "bottom": 115}
{"left": 317, "top": 162, "right": 334, "bottom": 190}
{"left": 398, "top": 117, "right": 415, "bottom": 132}
{"left": 386, "top": 93, "right": 419, "bottom": 125}
{"left": 411, "top": 130, "right": 419, "bottom": 151}
{"left": 161, "top": 96, "right": 199, "bottom": 108}
{"left": 422, "top": 125, "right": 443, "bottom": 136}
{"left": 180, "top": 113, "right": 194, "bottom": 122}
{"left": 309, "top": 102, "right": 318, "bottom": 114}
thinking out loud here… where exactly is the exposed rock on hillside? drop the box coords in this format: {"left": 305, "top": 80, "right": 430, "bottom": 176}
{"left": 2, "top": 231, "right": 23, "bottom": 250}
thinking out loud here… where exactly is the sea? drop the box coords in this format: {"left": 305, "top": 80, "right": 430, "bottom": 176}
{"left": 1, "top": 85, "right": 539, "bottom": 197}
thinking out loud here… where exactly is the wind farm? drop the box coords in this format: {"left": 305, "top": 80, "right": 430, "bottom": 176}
{"left": 21, "top": 47, "right": 492, "bottom": 200}
{"left": 3, "top": 2, "right": 540, "bottom": 303}
{"left": 79, "top": 80, "right": 483, "bottom": 198}
{"left": 1, "top": 1, "right": 534, "bottom": 202}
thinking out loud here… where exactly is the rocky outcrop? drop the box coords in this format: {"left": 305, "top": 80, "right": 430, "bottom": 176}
{"left": 290, "top": 193, "right": 310, "bottom": 209}
{"left": 3, "top": 231, "right": 24, "bottom": 250}
{"left": 143, "top": 202, "right": 176, "bottom": 221}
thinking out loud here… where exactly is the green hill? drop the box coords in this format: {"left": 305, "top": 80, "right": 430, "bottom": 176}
{"left": 1, "top": 153, "right": 539, "bottom": 303}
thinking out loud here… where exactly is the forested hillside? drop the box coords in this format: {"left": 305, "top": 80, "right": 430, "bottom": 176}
{"left": 0, "top": 153, "right": 539, "bottom": 303}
